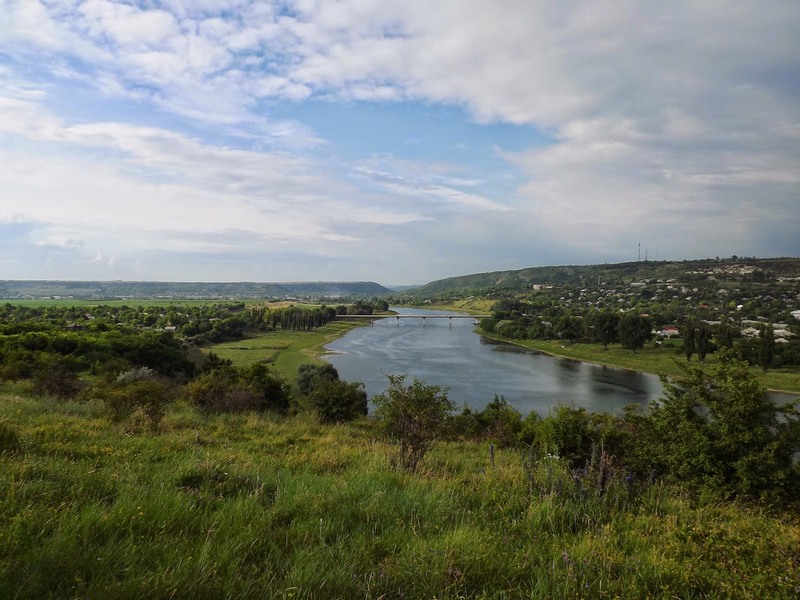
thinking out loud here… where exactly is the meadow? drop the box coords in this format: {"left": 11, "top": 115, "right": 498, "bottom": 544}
{"left": 209, "top": 321, "right": 362, "bottom": 397}
{"left": 1, "top": 391, "right": 799, "bottom": 599}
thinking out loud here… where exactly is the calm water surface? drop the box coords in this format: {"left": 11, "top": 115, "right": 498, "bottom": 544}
{"left": 325, "top": 307, "right": 665, "bottom": 415}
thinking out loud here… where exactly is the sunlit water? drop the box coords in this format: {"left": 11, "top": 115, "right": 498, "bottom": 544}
{"left": 325, "top": 307, "right": 666, "bottom": 415}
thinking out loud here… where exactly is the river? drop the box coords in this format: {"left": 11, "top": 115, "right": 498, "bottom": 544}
{"left": 325, "top": 307, "right": 667, "bottom": 415}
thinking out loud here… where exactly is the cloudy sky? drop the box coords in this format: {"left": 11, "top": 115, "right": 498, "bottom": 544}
{"left": 1, "top": 1, "right": 798, "bottom": 285}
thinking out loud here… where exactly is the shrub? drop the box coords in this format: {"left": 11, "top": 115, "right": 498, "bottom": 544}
{"left": 478, "top": 394, "right": 522, "bottom": 446}
{"left": 372, "top": 375, "right": 455, "bottom": 472}
{"left": 531, "top": 406, "right": 645, "bottom": 473}
{"left": 537, "top": 406, "right": 595, "bottom": 469}
{"left": 297, "top": 362, "right": 339, "bottom": 395}
{"left": 519, "top": 411, "right": 543, "bottom": 447}
{"left": 240, "top": 363, "right": 290, "bottom": 412}
{"left": 30, "top": 355, "right": 84, "bottom": 400}
{"left": 102, "top": 369, "right": 178, "bottom": 430}
{"left": 186, "top": 363, "right": 290, "bottom": 414}
{"left": 450, "top": 395, "right": 523, "bottom": 446}
{"left": 648, "top": 348, "right": 800, "bottom": 502}
{"left": 309, "top": 379, "right": 368, "bottom": 424}
{"left": 185, "top": 367, "right": 251, "bottom": 414}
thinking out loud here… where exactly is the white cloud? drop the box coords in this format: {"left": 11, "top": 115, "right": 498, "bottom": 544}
{"left": 80, "top": 1, "right": 180, "bottom": 48}
{"left": 0, "top": 1, "right": 798, "bottom": 281}
{"left": 352, "top": 165, "right": 505, "bottom": 213}
{"left": 0, "top": 91, "right": 442, "bottom": 279}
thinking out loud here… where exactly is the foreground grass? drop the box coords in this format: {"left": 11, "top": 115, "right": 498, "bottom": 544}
{"left": 1, "top": 393, "right": 799, "bottom": 599}
{"left": 481, "top": 333, "right": 800, "bottom": 395}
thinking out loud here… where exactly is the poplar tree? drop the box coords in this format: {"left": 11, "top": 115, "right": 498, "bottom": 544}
{"left": 697, "top": 321, "right": 711, "bottom": 363}
{"left": 759, "top": 323, "right": 775, "bottom": 371}
{"left": 683, "top": 319, "right": 696, "bottom": 361}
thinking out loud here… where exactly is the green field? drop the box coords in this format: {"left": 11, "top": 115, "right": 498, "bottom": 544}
{"left": 1, "top": 393, "right": 798, "bottom": 599}
{"left": 208, "top": 321, "right": 363, "bottom": 385}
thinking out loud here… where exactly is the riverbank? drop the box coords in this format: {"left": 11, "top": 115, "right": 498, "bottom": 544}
{"left": 479, "top": 331, "right": 800, "bottom": 395}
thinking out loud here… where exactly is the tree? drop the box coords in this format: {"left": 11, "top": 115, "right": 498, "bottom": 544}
{"left": 617, "top": 314, "right": 652, "bottom": 352}
{"left": 309, "top": 379, "right": 368, "bottom": 424}
{"left": 696, "top": 321, "right": 711, "bottom": 362}
{"left": 717, "top": 320, "right": 734, "bottom": 350}
{"left": 648, "top": 349, "right": 800, "bottom": 502}
{"left": 683, "top": 318, "right": 696, "bottom": 361}
{"left": 590, "top": 311, "right": 619, "bottom": 349}
{"left": 297, "top": 362, "right": 339, "bottom": 395}
{"left": 759, "top": 323, "right": 775, "bottom": 371}
{"left": 555, "top": 315, "right": 584, "bottom": 341}
{"left": 240, "top": 363, "right": 291, "bottom": 412}
{"left": 372, "top": 375, "right": 455, "bottom": 472}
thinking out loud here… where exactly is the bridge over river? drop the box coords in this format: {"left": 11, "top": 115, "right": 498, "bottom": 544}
{"left": 335, "top": 313, "right": 491, "bottom": 326}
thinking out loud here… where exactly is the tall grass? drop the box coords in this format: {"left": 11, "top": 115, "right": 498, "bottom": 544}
{"left": 1, "top": 391, "right": 798, "bottom": 598}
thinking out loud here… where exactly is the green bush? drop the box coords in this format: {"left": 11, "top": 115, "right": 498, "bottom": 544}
{"left": 537, "top": 405, "right": 595, "bottom": 469}
{"left": 297, "top": 362, "right": 339, "bottom": 395}
{"left": 478, "top": 394, "right": 522, "bottom": 446}
{"left": 648, "top": 348, "right": 800, "bottom": 502}
{"left": 373, "top": 375, "right": 455, "bottom": 472}
{"left": 240, "top": 363, "right": 290, "bottom": 412}
{"left": 31, "top": 355, "right": 85, "bottom": 400}
{"left": 450, "top": 394, "right": 522, "bottom": 446}
{"left": 101, "top": 368, "right": 178, "bottom": 429}
{"left": 185, "top": 363, "right": 289, "bottom": 414}
{"left": 309, "top": 379, "right": 367, "bottom": 424}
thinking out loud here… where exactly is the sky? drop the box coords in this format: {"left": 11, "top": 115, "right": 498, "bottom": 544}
{"left": 0, "top": 1, "right": 798, "bottom": 286}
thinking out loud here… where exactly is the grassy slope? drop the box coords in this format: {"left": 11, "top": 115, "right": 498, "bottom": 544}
{"left": 1, "top": 393, "right": 799, "bottom": 599}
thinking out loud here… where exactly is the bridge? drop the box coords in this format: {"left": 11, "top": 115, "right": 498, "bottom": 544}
{"left": 334, "top": 314, "right": 492, "bottom": 326}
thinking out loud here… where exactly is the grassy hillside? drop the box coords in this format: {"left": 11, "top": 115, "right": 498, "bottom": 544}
{"left": 412, "top": 257, "right": 800, "bottom": 296}
{"left": 1, "top": 392, "right": 799, "bottom": 599}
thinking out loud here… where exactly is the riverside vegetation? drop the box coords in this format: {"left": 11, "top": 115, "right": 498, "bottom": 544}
{"left": 1, "top": 300, "right": 799, "bottom": 598}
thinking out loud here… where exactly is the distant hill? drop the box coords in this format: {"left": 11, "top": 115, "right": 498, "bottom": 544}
{"left": 411, "top": 257, "right": 800, "bottom": 296}
{"left": 0, "top": 280, "right": 392, "bottom": 301}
